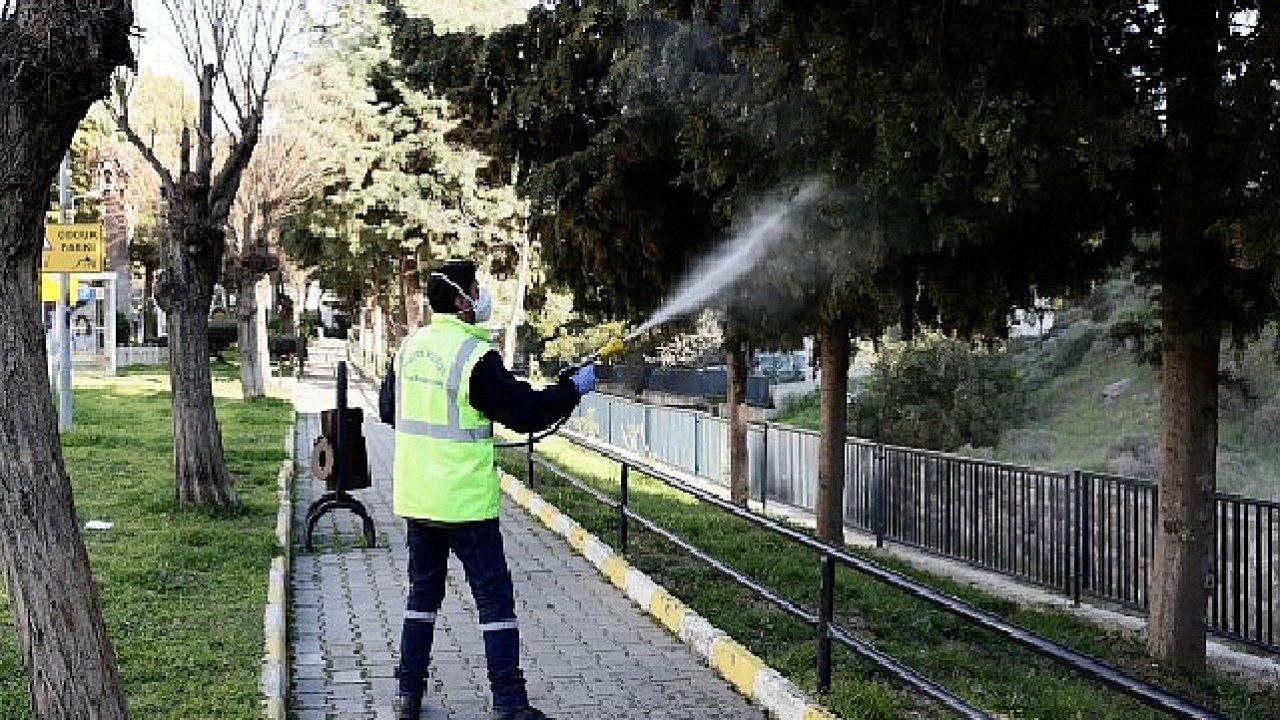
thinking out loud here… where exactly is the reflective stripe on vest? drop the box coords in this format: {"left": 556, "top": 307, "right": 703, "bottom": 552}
{"left": 395, "top": 335, "right": 493, "bottom": 440}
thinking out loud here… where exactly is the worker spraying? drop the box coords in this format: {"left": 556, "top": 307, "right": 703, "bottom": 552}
{"left": 382, "top": 259, "right": 595, "bottom": 720}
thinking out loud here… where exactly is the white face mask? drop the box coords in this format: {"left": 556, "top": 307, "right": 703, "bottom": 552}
{"left": 471, "top": 288, "right": 493, "bottom": 323}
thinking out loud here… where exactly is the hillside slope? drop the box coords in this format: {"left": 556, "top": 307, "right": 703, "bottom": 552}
{"left": 777, "top": 279, "right": 1280, "bottom": 500}
{"left": 993, "top": 280, "right": 1280, "bottom": 500}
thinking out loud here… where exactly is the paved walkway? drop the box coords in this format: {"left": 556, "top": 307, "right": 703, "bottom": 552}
{"left": 288, "top": 350, "right": 763, "bottom": 719}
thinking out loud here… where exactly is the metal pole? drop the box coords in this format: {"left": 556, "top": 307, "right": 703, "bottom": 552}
{"left": 57, "top": 154, "right": 73, "bottom": 430}
{"left": 526, "top": 434, "right": 535, "bottom": 487}
{"left": 874, "top": 443, "right": 886, "bottom": 548}
{"left": 106, "top": 275, "right": 117, "bottom": 374}
{"left": 1081, "top": 471, "right": 1093, "bottom": 595}
{"left": 759, "top": 423, "right": 768, "bottom": 512}
{"left": 693, "top": 413, "right": 701, "bottom": 476}
{"left": 618, "top": 464, "right": 630, "bottom": 555}
{"left": 1072, "top": 469, "right": 1082, "bottom": 606}
{"left": 817, "top": 554, "right": 835, "bottom": 693}
{"left": 335, "top": 361, "right": 347, "bottom": 494}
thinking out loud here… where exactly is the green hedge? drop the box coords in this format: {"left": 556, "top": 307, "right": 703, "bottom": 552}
{"left": 207, "top": 319, "right": 238, "bottom": 358}
{"left": 205, "top": 321, "right": 303, "bottom": 362}
{"left": 267, "top": 334, "right": 304, "bottom": 361}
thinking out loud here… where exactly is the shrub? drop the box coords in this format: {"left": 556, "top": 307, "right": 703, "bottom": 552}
{"left": 851, "top": 335, "right": 1026, "bottom": 451}
{"left": 207, "top": 319, "right": 238, "bottom": 358}
{"left": 323, "top": 313, "right": 352, "bottom": 339}
{"left": 1083, "top": 278, "right": 1139, "bottom": 322}
{"left": 115, "top": 311, "right": 131, "bottom": 346}
{"left": 1000, "top": 429, "right": 1055, "bottom": 463}
{"left": 268, "top": 334, "right": 302, "bottom": 361}
{"left": 1248, "top": 394, "right": 1280, "bottom": 446}
{"left": 1105, "top": 434, "right": 1157, "bottom": 478}
{"left": 299, "top": 310, "right": 321, "bottom": 339}
{"left": 1047, "top": 320, "right": 1101, "bottom": 374}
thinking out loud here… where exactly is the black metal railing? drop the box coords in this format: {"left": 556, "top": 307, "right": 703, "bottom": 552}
{"left": 1212, "top": 493, "right": 1279, "bottom": 650}
{"left": 571, "top": 392, "right": 1278, "bottom": 653}
{"left": 515, "top": 428, "right": 1225, "bottom": 720}
{"left": 845, "top": 442, "right": 1278, "bottom": 653}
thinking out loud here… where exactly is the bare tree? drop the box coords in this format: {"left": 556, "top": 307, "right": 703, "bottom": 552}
{"left": 112, "top": 0, "right": 301, "bottom": 506}
{"left": 0, "top": 3, "right": 134, "bottom": 717}
{"left": 227, "top": 130, "right": 326, "bottom": 398}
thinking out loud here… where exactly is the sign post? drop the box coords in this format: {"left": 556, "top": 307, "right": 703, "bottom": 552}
{"left": 55, "top": 156, "right": 73, "bottom": 430}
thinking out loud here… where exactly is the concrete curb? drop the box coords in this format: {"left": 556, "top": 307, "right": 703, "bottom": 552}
{"left": 261, "top": 424, "right": 295, "bottom": 720}
{"left": 500, "top": 473, "right": 839, "bottom": 720}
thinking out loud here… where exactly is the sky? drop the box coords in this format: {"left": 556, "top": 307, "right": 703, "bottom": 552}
{"left": 131, "top": 0, "right": 538, "bottom": 80}
{"left": 132, "top": 3, "right": 187, "bottom": 79}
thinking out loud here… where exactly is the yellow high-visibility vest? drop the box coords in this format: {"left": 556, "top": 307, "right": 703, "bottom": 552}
{"left": 392, "top": 315, "right": 496, "bottom": 522}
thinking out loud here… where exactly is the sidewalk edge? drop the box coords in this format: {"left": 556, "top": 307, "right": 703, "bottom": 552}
{"left": 500, "top": 473, "right": 839, "bottom": 720}
{"left": 262, "top": 423, "right": 295, "bottom": 720}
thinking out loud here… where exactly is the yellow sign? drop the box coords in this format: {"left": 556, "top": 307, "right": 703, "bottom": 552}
{"left": 42, "top": 223, "right": 103, "bottom": 273}
{"left": 40, "top": 275, "right": 79, "bottom": 302}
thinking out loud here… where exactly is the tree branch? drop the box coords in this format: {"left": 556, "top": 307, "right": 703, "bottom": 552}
{"left": 115, "top": 118, "right": 177, "bottom": 196}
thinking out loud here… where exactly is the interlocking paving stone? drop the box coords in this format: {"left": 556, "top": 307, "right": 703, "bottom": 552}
{"left": 288, "top": 358, "right": 766, "bottom": 719}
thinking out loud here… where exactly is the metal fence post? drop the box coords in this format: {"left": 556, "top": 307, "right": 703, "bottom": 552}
{"left": 694, "top": 414, "right": 702, "bottom": 477}
{"left": 874, "top": 443, "right": 887, "bottom": 548}
{"left": 644, "top": 404, "right": 652, "bottom": 454}
{"left": 527, "top": 433, "right": 536, "bottom": 487}
{"left": 619, "top": 464, "right": 630, "bottom": 555}
{"left": 817, "top": 554, "right": 835, "bottom": 693}
{"left": 1074, "top": 469, "right": 1089, "bottom": 605}
{"left": 760, "top": 423, "right": 769, "bottom": 512}
{"left": 1071, "top": 469, "right": 1081, "bottom": 605}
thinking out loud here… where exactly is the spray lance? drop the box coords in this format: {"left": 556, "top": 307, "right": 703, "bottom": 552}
{"left": 499, "top": 336, "right": 631, "bottom": 448}
{"left": 562, "top": 337, "right": 628, "bottom": 376}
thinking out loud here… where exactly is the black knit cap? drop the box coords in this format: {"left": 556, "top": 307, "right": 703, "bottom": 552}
{"left": 427, "top": 259, "right": 477, "bottom": 313}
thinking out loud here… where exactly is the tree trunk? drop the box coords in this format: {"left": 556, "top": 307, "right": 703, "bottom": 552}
{"left": 726, "top": 339, "right": 750, "bottom": 506}
{"left": 284, "top": 262, "right": 308, "bottom": 337}
{"left": 278, "top": 292, "right": 294, "bottom": 336}
{"left": 148, "top": 61, "right": 244, "bottom": 508}
{"left": 1149, "top": 308, "right": 1217, "bottom": 670}
{"left": 0, "top": 3, "right": 133, "bottom": 716}
{"left": 142, "top": 264, "right": 158, "bottom": 342}
{"left": 160, "top": 198, "right": 235, "bottom": 506}
{"left": 0, "top": 188, "right": 132, "bottom": 720}
{"left": 377, "top": 294, "right": 395, "bottom": 360}
{"left": 1146, "top": 0, "right": 1220, "bottom": 672}
{"left": 169, "top": 304, "right": 237, "bottom": 506}
{"left": 815, "top": 317, "right": 850, "bottom": 543}
{"left": 255, "top": 277, "right": 271, "bottom": 384}
{"left": 402, "top": 250, "right": 424, "bottom": 333}
{"left": 237, "top": 274, "right": 265, "bottom": 399}
{"left": 504, "top": 231, "right": 532, "bottom": 363}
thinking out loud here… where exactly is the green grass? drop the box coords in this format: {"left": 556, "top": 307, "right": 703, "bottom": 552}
{"left": 1006, "top": 347, "right": 1161, "bottom": 473}
{"left": 499, "top": 436, "right": 1280, "bottom": 720}
{"left": 0, "top": 369, "right": 291, "bottom": 718}
{"left": 775, "top": 391, "right": 824, "bottom": 431}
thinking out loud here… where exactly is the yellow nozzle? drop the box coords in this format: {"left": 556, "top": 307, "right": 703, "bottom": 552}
{"left": 596, "top": 338, "right": 626, "bottom": 360}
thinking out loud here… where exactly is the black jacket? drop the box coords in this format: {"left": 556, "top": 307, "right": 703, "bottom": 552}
{"left": 379, "top": 351, "right": 581, "bottom": 433}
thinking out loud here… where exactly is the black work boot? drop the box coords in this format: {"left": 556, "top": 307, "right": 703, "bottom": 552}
{"left": 393, "top": 693, "right": 422, "bottom": 719}
{"left": 492, "top": 707, "right": 552, "bottom": 720}
{"left": 392, "top": 666, "right": 424, "bottom": 719}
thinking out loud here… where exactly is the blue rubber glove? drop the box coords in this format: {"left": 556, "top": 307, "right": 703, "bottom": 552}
{"left": 570, "top": 363, "right": 596, "bottom": 395}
